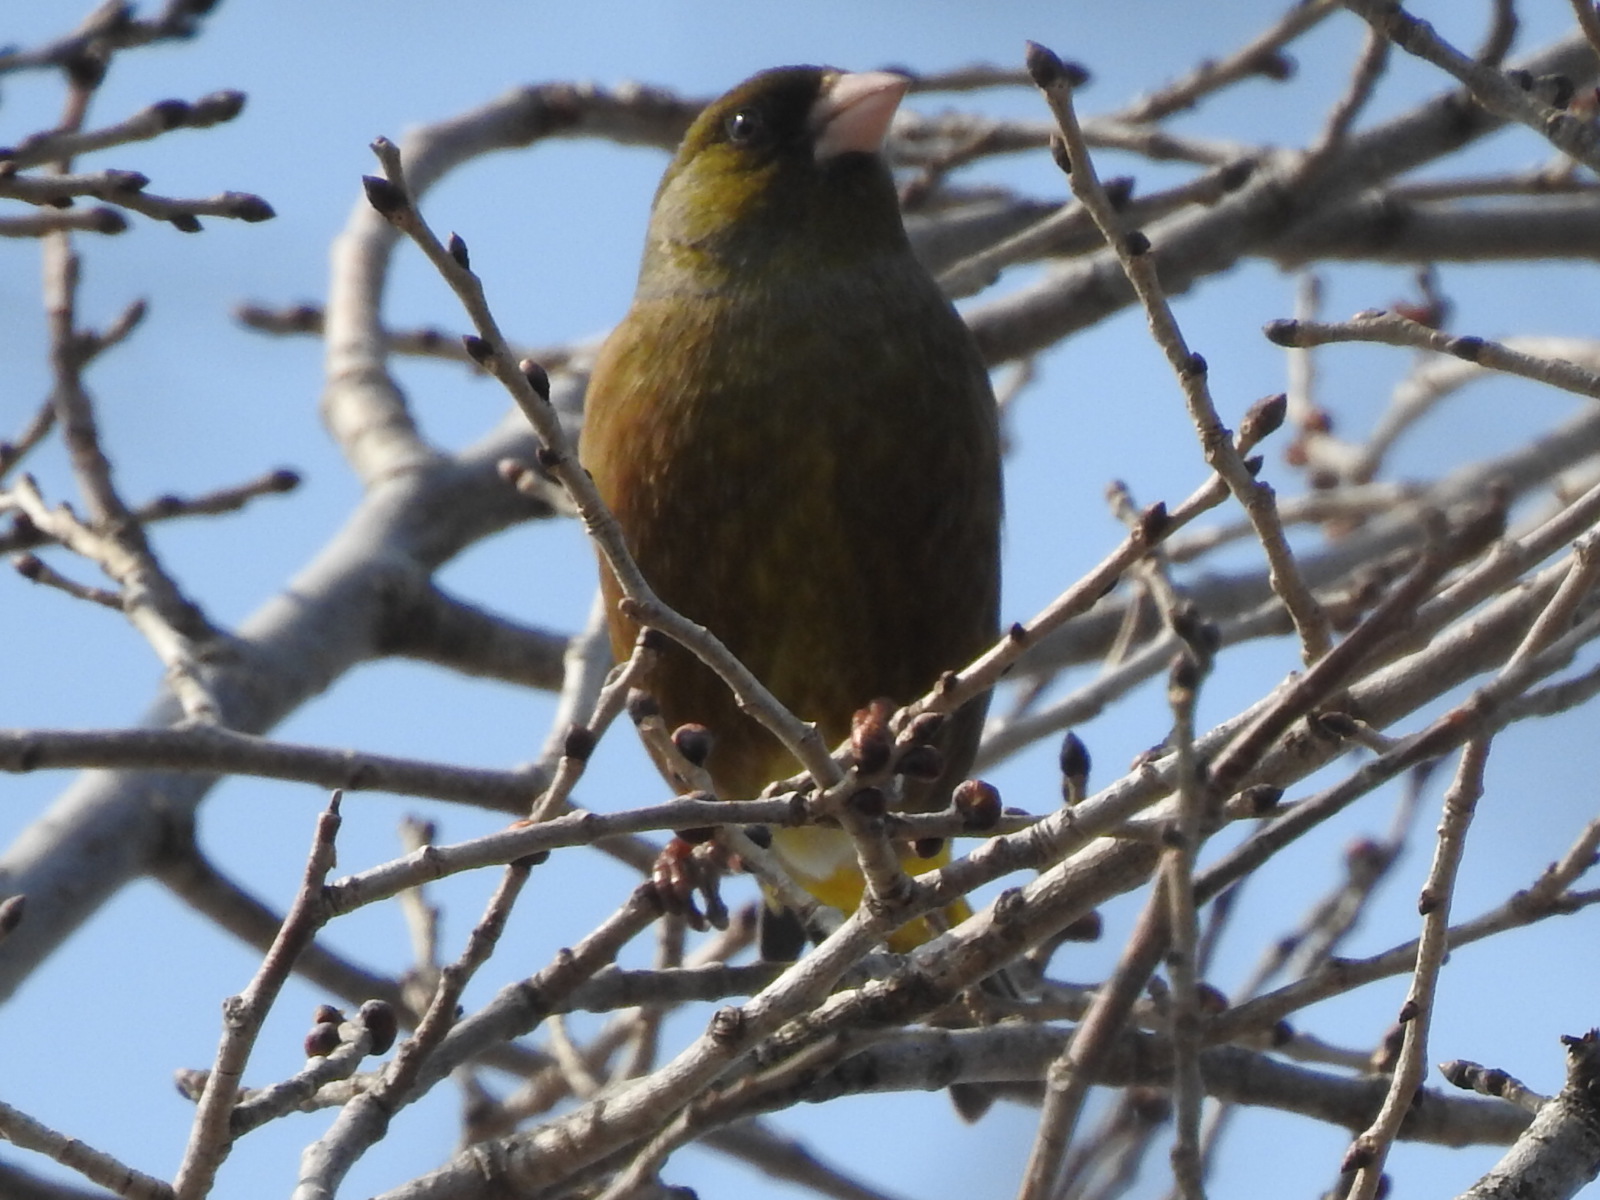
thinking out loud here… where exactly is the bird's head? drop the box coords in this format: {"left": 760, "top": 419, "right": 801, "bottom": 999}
{"left": 641, "top": 66, "right": 913, "bottom": 283}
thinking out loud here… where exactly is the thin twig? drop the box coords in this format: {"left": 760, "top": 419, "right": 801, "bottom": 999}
{"left": 1113, "top": 0, "right": 1342, "bottom": 123}
{"left": 0, "top": 0, "right": 218, "bottom": 76}
{"left": 1028, "top": 41, "right": 1334, "bottom": 665}
{"left": 1017, "top": 884, "right": 1171, "bottom": 1200}
{"left": 1266, "top": 312, "right": 1600, "bottom": 401}
{"left": 1571, "top": 0, "right": 1600, "bottom": 65}
{"left": 1344, "top": 0, "right": 1600, "bottom": 173}
{"left": 1162, "top": 652, "right": 1209, "bottom": 1200}
{"left": 1345, "top": 532, "right": 1600, "bottom": 1198}
{"left": 0, "top": 90, "right": 247, "bottom": 169}
{"left": 0, "top": 1098, "right": 173, "bottom": 1200}
{"left": 173, "top": 795, "right": 343, "bottom": 1200}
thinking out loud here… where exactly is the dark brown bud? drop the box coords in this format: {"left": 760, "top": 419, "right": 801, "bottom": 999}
{"left": 948, "top": 1082, "right": 994, "bottom": 1124}
{"left": 1542, "top": 73, "right": 1576, "bottom": 109}
{"left": 151, "top": 98, "right": 192, "bottom": 128}
{"left": 1123, "top": 230, "right": 1150, "bottom": 256}
{"left": 447, "top": 232, "right": 470, "bottom": 269}
{"left": 195, "top": 89, "right": 246, "bottom": 122}
{"left": 361, "top": 174, "right": 407, "bottom": 218}
{"left": 1171, "top": 606, "right": 1219, "bottom": 657}
{"left": 1182, "top": 352, "right": 1207, "bottom": 378}
{"left": 1252, "top": 50, "right": 1295, "bottom": 81}
{"left": 1370, "top": 1022, "right": 1405, "bottom": 1073}
{"left": 902, "top": 711, "right": 945, "bottom": 746}
{"left": 462, "top": 334, "right": 493, "bottom": 365}
{"left": 359, "top": 999, "right": 399, "bottom": 1055}
{"left": 1195, "top": 982, "right": 1228, "bottom": 1015}
{"left": 313, "top": 1004, "right": 343, "bottom": 1025}
{"left": 304, "top": 1021, "right": 341, "bottom": 1058}
{"left": 226, "top": 192, "right": 275, "bottom": 222}
{"left": 992, "top": 886, "right": 1027, "bottom": 925}
{"left": 1103, "top": 176, "right": 1135, "bottom": 210}
{"left": 534, "top": 444, "right": 562, "bottom": 470}
{"left": 848, "top": 786, "right": 887, "bottom": 818}
{"left": 521, "top": 359, "right": 551, "bottom": 402}
{"left": 897, "top": 744, "right": 943, "bottom": 781}
{"left": 102, "top": 169, "right": 148, "bottom": 192}
{"left": 952, "top": 779, "right": 1002, "bottom": 831}
{"left": 514, "top": 849, "right": 551, "bottom": 868}
{"left": 625, "top": 688, "right": 660, "bottom": 723}
{"left": 1168, "top": 650, "right": 1202, "bottom": 694}
{"left": 1128, "top": 1087, "right": 1173, "bottom": 1125}
{"left": 1059, "top": 731, "right": 1090, "bottom": 796}
{"left": 1262, "top": 318, "right": 1297, "bottom": 347}
{"left": 1341, "top": 1142, "right": 1375, "bottom": 1173}
{"left": 86, "top": 206, "right": 128, "bottom": 234}
{"left": 1057, "top": 910, "right": 1101, "bottom": 942}
{"left": 65, "top": 47, "right": 110, "bottom": 89}
{"left": 743, "top": 824, "right": 773, "bottom": 849}
{"left": 672, "top": 722, "right": 713, "bottom": 767}
{"left": 562, "top": 723, "right": 595, "bottom": 762}
{"left": 709, "top": 1005, "right": 747, "bottom": 1046}
{"left": 1137, "top": 502, "right": 1169, "bottom": 545}
{"left": 850, "top": 699, "right": 895, "bottom": 775}
{"left": 1240, "top": 392, "right": 1287, "bottom": 444}
{"left": 673, "top": 824, "right": 716, "bottom": 845}
{"left": 170, "top": 213, "right": 202, "bottom": 233}
{"left": 639, "top": 628, "right": 669, "bottom": 654}
{"left": 1007, "top": 621, "right": 1028, "bottom": 644}
{"left": 1215, "top": 160, "right": 1254, "bottom": 196}
{"left": 0, "top": 894, "right": 25, "bottom": 937}
{"left": 1240, "top": 783, "right": 1284, "bottom": 815}
{"left": 1448, "top": 335, "right": 1484, "bottom": 363}
{"left": 1048, "top": 134, "right": 1072, "bottom": 175}
{"left": 637, "top": 879, "right": 668, "bottom": 914}
{"left": 1023, "top": 41, "right": 1088, "bottom": 89}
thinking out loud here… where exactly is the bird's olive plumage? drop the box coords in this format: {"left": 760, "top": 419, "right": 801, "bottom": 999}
{"left": 580, "top": 67, "right": 1001, "bottom": 951}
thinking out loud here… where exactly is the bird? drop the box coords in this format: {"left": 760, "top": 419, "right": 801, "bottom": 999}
{"left": 580, "top": 65, "right": 1002, "bottom": 964}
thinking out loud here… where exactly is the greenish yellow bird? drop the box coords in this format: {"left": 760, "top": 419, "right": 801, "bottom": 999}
{"left": 580, "top": 66, "right": 1002, "bottom": 957}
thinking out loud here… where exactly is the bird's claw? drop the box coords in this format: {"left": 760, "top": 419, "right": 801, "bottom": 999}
{"left": 650, "top": 835, "right": 731, "bottom": 931}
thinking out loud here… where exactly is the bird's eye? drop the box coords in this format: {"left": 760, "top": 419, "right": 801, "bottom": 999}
{"left": 724, "top": 107, "right": 766, "bottom": 146}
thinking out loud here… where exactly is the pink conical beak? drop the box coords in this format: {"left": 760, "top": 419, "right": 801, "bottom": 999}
{"left": 810, "top": 70, "right": 910, "bottom": 160}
